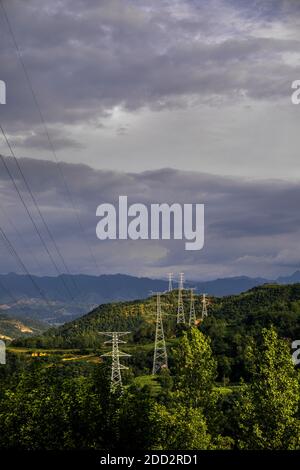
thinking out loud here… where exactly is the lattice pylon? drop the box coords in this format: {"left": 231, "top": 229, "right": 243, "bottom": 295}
{"left": 168, "top": 272, "right": 173, "bottom": 292}
{"left": 201, "top": 293, "right": 208, "bottom": 320}
{"left": 177, "top": 272, "right": 186, "bottom": 324}
{"left": 153, "top": 293, "right": 168, "bottom": 375}
{"left": 100, "top": 332, "right": 131, "bottom": 393}
{"left": 189, "top": 288, "right": 197, "bottom": 326}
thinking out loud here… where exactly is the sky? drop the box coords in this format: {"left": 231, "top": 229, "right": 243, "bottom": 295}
{"left": 0, "top": 0, "right": 300, "bottom": 280}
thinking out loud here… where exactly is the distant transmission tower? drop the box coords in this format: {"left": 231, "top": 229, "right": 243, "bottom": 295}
{"left": 177, "top": 272, "right": 186, "bottom": 324}
{"left": 189, "top": 288, "right": 197, "bottom": 326}
{"left": 201, "top": 293, "right": 208, "bottom": 320}
{"left": 168, "top": 272, "right": 173, "bottom": 292}
{"left": 100, "top": 332, "right": 131, "bottom": 393}
{"left": 153, "top": 293, "right": 168, "bottom": 375}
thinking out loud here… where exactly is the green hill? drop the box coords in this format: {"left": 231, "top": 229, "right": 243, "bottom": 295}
{"left": 0, "top": 313, "right": 48, "bottom": 342}
{"left": 12, "top": 283, "right": 300, "bottom": 381}
{"left": 12, "top": 291, "right": 182, "bottom": 348}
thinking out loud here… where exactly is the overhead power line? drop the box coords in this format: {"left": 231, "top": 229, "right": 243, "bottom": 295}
{"left": 0, "top": 199, "right": 44, "bottom": 275}
{"left": 0, "top": 225, "right": 49, "bottom": 303}
{"left": 0, "top": 0, "right": 100, "bottom": 275}
{"left": 0, "top": 277, "right": 19, "bottom": 305}
{"left": 0, "top": 144, "right": 75, "bottom": 301}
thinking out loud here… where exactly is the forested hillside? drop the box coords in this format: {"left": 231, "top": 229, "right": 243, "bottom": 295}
{"left": 13, "top": 283, "right": 300, "bottom": 382}
{"left": 0, "top": 314, "right": 47, "bottom": 341}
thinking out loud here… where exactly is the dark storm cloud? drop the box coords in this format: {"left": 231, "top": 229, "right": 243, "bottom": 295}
{"left": 0, "top": 0, "right": 299, "bottom": 143}
{"left": 226, "top": 0, "right": 300, "bottom": 21}
{"left": 0, "top": 156, "right": 300, "bottom": 278}
{"left": 1, "top": 0, "right": 299, "bottom": 279}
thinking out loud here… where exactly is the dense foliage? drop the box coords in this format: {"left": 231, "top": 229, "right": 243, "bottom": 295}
{"left": 1, "top": 324, "right": 300, "bottom": 450}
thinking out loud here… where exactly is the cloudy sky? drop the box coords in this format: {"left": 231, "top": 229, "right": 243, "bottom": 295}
{"left": 0, "top": 0, "right": 300, "bottom": 280}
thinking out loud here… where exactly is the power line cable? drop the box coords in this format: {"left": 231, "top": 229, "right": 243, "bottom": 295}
{"left": 0, "top": 199, "right": 43, "bottom": 275}
{"left": 0, "top": 277, "right": 19, "bottom": 305}
{"left": 0, "top": 225, "right": 50, "bottom": 303}
{"left": 0, "top": 145, "right": 74, "bottom": 301}
{"left": 0, "top": 132, "right": 78, "bottom": 294}
{"left": 0, "top": 0, "right": 100, "bottom": 275}
{"left": 0, "top": 274, "right": 46, "bottom": 319}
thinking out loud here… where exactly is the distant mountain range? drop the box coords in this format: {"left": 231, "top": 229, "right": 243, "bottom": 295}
{"left": 1, "top": 271, "right": 300, "bottom": 326}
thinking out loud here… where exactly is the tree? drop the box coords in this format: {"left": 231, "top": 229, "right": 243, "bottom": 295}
{"left": 117, "top": 386, "right": 155, "bottom": 450}
{"left": 173, "top": 327, "right": 217, "bottom": 410}
{"left": 236, "top": 327, "right": 300, "bottom": 449}
{"left": 168, "top": 327, "right": 233, "bottom": 447}
{"left": 0, "top": 363, "right": 107, "bottom": 450}
{"left": 149, "top": 402, "right": 211, "bottom": 450}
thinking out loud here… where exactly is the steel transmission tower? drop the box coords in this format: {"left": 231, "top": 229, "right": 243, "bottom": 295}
{"left": 100, "top": 332, "right": 131, "bottom": 393}
{"left": 201, "top": 293, "right": 208, "bottom": 320}
{"left": 168, "top": 272, "right": 173, "bottom": 292}
{"left": 153, "top": 293, "right": 168, "bottom": 375}
{"left": 189, "top": 288, "right": 197, "bottom": 326}
{"left": 177, "top": 272, "right": 186, "bottom": 324}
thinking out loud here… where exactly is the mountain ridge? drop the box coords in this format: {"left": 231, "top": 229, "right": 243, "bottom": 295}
{"left": 1, "top": 271, "right": 299, "bottom": 325}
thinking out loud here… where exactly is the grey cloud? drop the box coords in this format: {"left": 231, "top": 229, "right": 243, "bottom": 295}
{"left": 0, "top": 155, "right": 300, "bottom": 279}
{"left": 8, "top": 127, "right": 85, "bottom": 151}
{"left": 1, "top": 0, "right": 300, "bottom": 140}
